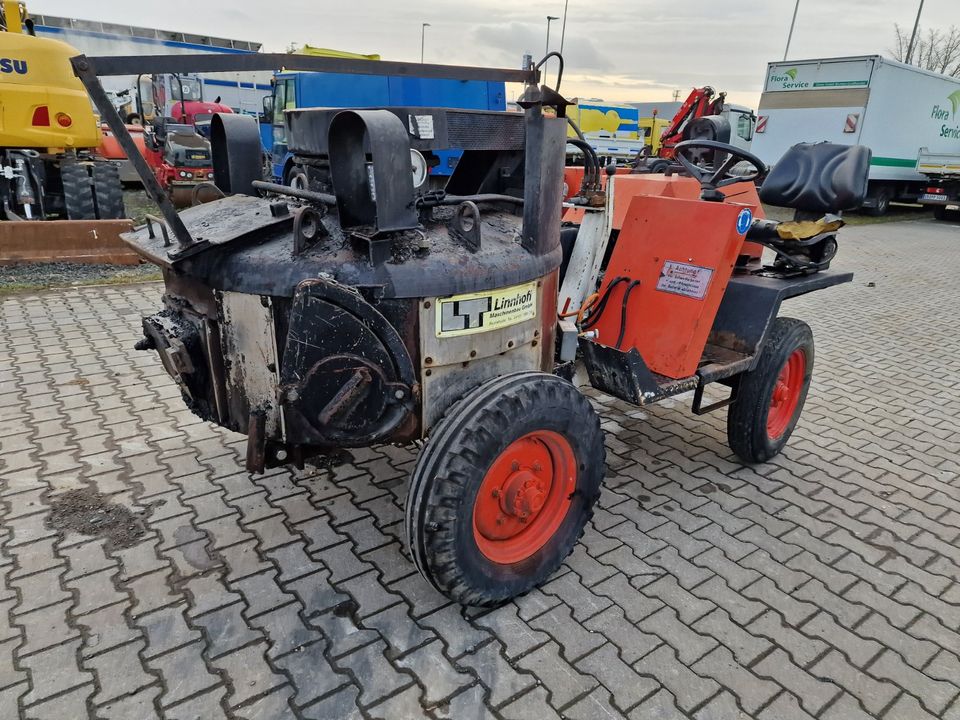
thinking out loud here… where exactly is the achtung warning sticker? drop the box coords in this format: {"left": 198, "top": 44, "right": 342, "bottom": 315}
{"left": 656, "top": 261, "right": 714, "bottom": 300}
{"left": 435, "top": 281, "right": 537, "bottom": 337}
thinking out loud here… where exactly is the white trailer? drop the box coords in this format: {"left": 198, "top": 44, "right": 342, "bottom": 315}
{"left": 32, "top": 13, "right": 273, "bottom": 117}
{"left": 751, "top": 55, "right": 960, "bottom": 214}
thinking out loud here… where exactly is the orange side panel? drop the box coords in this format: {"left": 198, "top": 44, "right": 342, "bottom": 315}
{"left": 587, "top": 194, "right": 751, "bottom": 379}
{"left": 608, "top": 175, "right": 765, "bottom": 259}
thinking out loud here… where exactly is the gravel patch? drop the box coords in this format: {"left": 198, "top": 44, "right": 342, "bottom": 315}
{"left": 0, "top": 261, "right": 161, "bottom": 293}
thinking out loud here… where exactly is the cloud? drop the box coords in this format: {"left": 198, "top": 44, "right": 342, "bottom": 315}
{"left": 30, "top": 0, "right": 960, "bottom": 109}
{"left": 472, "top": 21, "right": 612, "bottom": 72}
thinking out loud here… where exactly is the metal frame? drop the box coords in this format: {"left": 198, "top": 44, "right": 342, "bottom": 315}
{"left": 69, "top": 52, "right": 540, "bottom": 254}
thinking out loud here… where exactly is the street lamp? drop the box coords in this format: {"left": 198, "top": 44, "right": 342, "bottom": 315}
{"left": 783, "top": 0, "right": 800, "bottom": 61}
{"left": 421, "top": 23, "right": 431, "bottom": 64}
{"left": 906, "top": 0, "right": 925, "bottom": 64}
{"left": 559, "top": 0, "right": 570, "bottom": 55}
{"left": 545, "top": 15, "right": 559, "bottom": 56}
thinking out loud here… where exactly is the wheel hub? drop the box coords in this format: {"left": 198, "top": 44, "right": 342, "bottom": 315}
{"left": 766, "top": 349, "right": 806, "bottom": 440}
{"left": 472, "top": 431, "right": 577, "bottom": 564}
{"left": 502, "top": 470, "right": 547, "bottom": 520}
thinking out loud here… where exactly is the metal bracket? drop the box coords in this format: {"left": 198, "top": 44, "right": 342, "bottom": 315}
{"left": 144, "top": 215, "right": 171, "bottom": 247}
{"left": 691, "top": 376, "right": 740, "bottom": 416}
{"left": 449, "top": 201, "right": 481, "bottom": 252}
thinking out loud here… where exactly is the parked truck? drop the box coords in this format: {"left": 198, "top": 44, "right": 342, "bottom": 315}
{"left": 751, "top": 55, "right": 960, "bottom": 215}
{"left": 262, "top": 70, "right": 507, "bottom": 186}
{"left": 916, "top": 148, "right": 960, "bottom": 221}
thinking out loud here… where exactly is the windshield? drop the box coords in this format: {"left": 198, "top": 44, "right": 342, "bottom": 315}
{"left": 171, "top": 77, "right": 203, "bottom": 102}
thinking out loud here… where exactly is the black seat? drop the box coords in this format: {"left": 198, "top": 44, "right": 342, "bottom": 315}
{"left": 759, "top": 143, "right": 871, "bottom": 214}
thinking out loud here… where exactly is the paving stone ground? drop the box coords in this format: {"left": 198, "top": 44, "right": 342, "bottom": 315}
{"left": 1, "top": 217, "right": 960, "bottom": 719}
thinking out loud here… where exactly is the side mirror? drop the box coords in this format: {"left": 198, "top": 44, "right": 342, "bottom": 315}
{"left": 261, "top": 95, "right": 274, "bottom": 124}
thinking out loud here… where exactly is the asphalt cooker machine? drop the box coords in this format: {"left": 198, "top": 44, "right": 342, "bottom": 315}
{"left": 73, "top": 52, "right": 870, "bottom": 606}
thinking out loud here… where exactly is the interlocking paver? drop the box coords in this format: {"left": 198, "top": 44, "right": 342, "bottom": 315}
{"left": 336, "top": 640, "right": 410, "bottom": 707}
{"left": 394, "top": 639, "right": 473, "bottom": 705}
{"left": 576, "top": 641, "right": 659, "bottom": 711}
{"left": 692, "top": 645, "right": 778, "bottom": 713}
{"left": 3, "top": 221, "right": 960, "bottom": 718}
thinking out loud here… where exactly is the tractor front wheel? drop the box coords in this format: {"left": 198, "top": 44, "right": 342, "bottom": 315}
{"left": 406, "top": 371, "right": 605, "bottom": 606}
{"left": 727, "top": 317, "right": 814, "bottom": 463}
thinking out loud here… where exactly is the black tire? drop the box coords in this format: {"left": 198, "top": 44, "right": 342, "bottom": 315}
{"left": 406, "top": 371, "right": 605, "bottom": 606}
{"left": 60, "top": 163, "right": 96, "bottom": 220}
{"left": 862, "top": 188, "right": 890, "bottom": 216}
{"left": 727, "top": 317, "right": 814, "bottom": 464}
{"left": 933, "top": 205, "right": 960, "bottom": 222}
{"left": 92, "top": 163, "right": 124, "bottom": 219}
{"left": 285, "top": 165, "right": 308, "bottom": 190}
{"left": 649, "top": 159, "right": 670, "bottom": 174}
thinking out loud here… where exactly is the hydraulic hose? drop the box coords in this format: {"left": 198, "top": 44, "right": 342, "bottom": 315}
{"left": 582, "top": 276, "right": 627, "bottom": 330}
{"left": 615, "top": 280, "right": 642, "bottom": 350}
{"left": 566, "top": 138, "right": 600, "bottom": 193}
{"left": 566, "top": 117, "right": 600, "bottom": 192}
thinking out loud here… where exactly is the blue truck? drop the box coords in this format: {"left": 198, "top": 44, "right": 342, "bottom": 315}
{"left": 261, "top": 72, "right": 507, "bottom": 185}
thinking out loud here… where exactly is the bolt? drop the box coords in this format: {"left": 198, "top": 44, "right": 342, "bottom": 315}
{"left": 507, "top": 340, "right": 514, "bottom": 348}
{"left": 492, "top": 489, "right": 500, "bottom": 498}
{"left": 394, "top": 389, "right": 404, "bottom": 400}
{"left": 275, "top": 448, "right": 288, "bottom": 461}
{"left": 496, "top": 515, "right": 505, "bottom": 525}
{"left": 424, "top": 301, "right": 431, "bottom": 309}
{"left": 511, "top": 461, "right": 520, "bottom": 471}
{"left": 470, "top": 350, "right": 477, "bottom": 358}
{"left": 425, "top": 356, "right": 433, "bottom": 365}
{"left": 532, "top": 462, "right": 542, "bottom": 472}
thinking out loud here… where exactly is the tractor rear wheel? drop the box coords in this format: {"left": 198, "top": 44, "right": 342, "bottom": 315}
{"left": 727, "top": 317, "right": 814, "bottom": 463}
{"left": 92, "top": 163, "right": 124, "bottom": 219}
{"left": 406, "top": 371, "right": 605, "bottom": 606}
{"left": 61, "top": 163, "right": 96, "bottom": 220}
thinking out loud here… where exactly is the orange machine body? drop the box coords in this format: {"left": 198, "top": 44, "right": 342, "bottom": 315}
{"left": 607, "top": 174, "right": 765, "bottom": 259}
{"left": 563, "top": 172, "right": 766, "bottom": 261}
{"left": 588, "top": 190, "right": 756, "bottom": 379}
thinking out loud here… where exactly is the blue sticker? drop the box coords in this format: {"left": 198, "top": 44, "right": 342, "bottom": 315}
{"left": 736, "top": 208, "right": 753, "bottom": 235}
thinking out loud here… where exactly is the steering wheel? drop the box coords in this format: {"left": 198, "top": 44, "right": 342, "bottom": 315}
{"left": 673, "top": 139, "right": 767, "bottom": 189}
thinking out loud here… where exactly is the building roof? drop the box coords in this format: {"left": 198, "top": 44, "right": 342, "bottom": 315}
{"left": 31, "top": 13, "right": 261, "bottom": 52}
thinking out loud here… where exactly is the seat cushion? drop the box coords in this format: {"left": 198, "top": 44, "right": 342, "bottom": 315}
{"left": 759, "top": 143, "right": 871, "bottom": 213}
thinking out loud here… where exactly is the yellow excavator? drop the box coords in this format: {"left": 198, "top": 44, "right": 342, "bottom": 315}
{"left": 0, "top": 0, "right": 123, "bottom": 220}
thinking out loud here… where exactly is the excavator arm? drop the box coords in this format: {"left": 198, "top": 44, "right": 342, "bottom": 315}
{"left": 658, "top": 86, "right": 727, "bottom": 158}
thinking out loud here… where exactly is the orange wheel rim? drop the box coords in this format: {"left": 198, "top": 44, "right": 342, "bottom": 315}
{"left": 767, "top": 349, "right": 806, "bottom": 440}
{"left": 472, "top": 430, "right": 577, "bottom": 564}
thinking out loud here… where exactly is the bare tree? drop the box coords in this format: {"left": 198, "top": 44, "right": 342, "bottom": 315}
{"left": 893, "top": 23, "right": 960, "bottom": 77}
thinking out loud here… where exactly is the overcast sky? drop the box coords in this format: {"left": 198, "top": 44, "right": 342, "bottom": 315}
{"left": 33, "top": 0, "right": 959, "bottom": 107}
